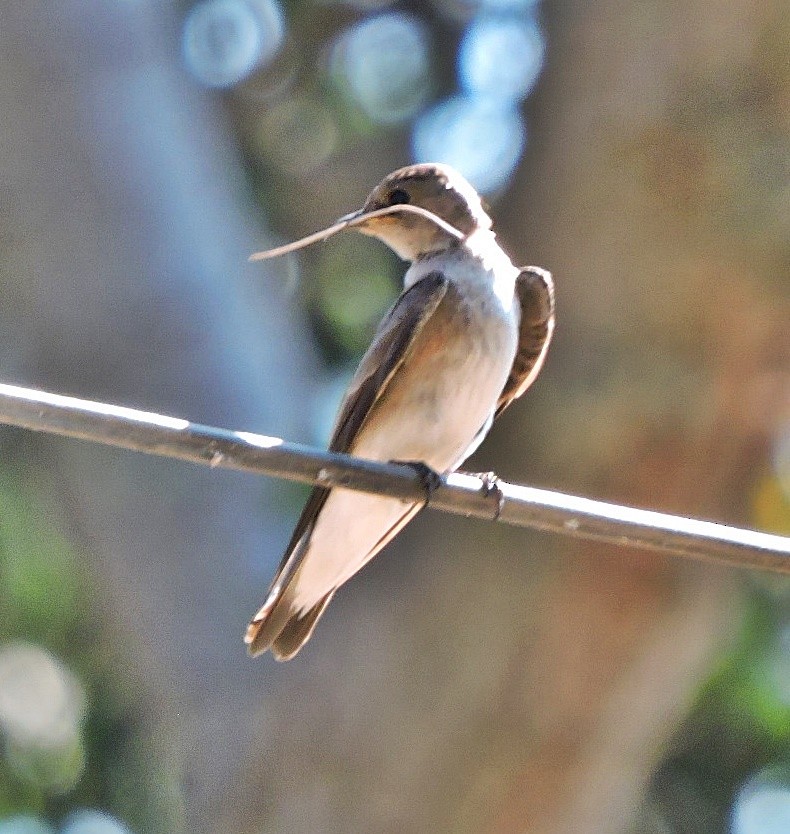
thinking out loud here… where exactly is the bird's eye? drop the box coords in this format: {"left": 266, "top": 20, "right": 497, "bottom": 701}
{"left": 388, "top": 188, "right": 411, "bottom": 206}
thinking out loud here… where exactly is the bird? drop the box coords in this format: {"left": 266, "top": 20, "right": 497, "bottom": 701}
{"left": 245, "top": 163, "right": 554, "bottom": 660}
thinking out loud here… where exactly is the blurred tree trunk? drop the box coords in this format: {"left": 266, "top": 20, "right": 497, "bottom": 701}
{"left": 482, "top": 1, "right": 789, "bottom": 830}
{"left": 0, "top": 2, "right": 319, "bottom": 828}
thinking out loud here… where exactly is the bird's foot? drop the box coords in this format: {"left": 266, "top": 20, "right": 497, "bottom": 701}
{"left": 461, "top": 470, "right": 505, "bottom": 520}
{"left": 394, "top": 460, "right": 443, "bottom": 501}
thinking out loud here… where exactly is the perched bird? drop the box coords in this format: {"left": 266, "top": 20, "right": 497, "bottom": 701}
{"left": 246, "top": 163, "right": 554, "bottom": 660}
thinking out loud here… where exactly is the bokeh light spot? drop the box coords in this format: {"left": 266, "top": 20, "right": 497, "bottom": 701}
{"left": 0, "top": 643, "right": 87, "bottom": 794}
{"left": 183, "top": 0, "right": 285, "bottom": 89}
{"left": 327, "top": 0, "right": 396, "bottom": 8}
{"left": 752, "top": 471, "right": 790, "bottom": 535}
{"left": 767, "top": 622, "right": 790, "bottom": 706}
{"left": 60, "top": 810, "right": 133, "bottom": 834}
{"left": 254, "top": 96, "right": 338, "bottom": 175}
{"left": 0, "top": 643, "right": 85, "bottom": 749}
{"left": 0, "top": 817, "right": 55, "bottom": 834}
{"left": 331, "top": 12, "right": 431, "bottom": 125}
{"left": 476, "top": 0, "right": 541, "bottom": 10}
{"left": 459, "top": 14, "right": 545, "bottom": 104}
{"left": 412, "top": 95, "right": 526, "bottom": 194}
{"left": 773, "top": 425, "right": 790, "bottom": 501}
{"left": 431, "top": 0, "right": 540, "bottom": 22}
{"left": 732, "top": 767, "right": 790, "bottom": 834}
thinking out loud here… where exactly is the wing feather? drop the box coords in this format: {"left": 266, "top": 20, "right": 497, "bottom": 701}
{"left": 246, "top": 272, "right": 449, "bottom": 656}
{"left": 495, "top": 266, "right": 554, "bottom": 418}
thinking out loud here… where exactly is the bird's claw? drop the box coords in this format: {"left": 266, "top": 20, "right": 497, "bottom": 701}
{"left": 394, "top": 460, "right": 443, "bottom": 501}
{"left": 463, "top": 470, "right": 505, "bottom": 520}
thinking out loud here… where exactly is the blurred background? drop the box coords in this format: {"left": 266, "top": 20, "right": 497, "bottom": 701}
{"left": 0, "top": 1, "right": 788, "bottom": 832}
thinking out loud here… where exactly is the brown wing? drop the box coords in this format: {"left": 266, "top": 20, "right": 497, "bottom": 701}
{"left": 246, "top": 272, "right": 449, "bottom": 656}
{"left": 495, "top": 266, "right": 555, "bottom": 418}
{"left": 277, "top": 270, "right": 448, "bottom": 567}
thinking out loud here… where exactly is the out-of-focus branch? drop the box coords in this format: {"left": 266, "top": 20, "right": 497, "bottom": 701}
{"left": 0, "top": 381, "right": 788, "bottom": 573}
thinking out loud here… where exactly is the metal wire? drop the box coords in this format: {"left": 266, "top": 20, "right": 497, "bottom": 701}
{"left": 0, "top": 382, "right": 788, "bottom": 573}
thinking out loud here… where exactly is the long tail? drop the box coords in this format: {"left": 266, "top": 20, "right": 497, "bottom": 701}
{"left": 245, "top": 589, "right": 334, "bottom": 661}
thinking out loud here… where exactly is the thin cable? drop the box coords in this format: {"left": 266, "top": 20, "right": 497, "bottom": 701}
{"left": 0, "top": 382, "right": 787, "bottom": 573}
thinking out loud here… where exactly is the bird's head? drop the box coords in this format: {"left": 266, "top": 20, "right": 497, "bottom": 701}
{"left": 249, "top": 163, "right": 492, "bottom": 264}
{"left": 343, "top": 163, "right": 492, "bottom": 261}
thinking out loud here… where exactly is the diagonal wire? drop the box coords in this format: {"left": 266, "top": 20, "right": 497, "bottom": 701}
{"left": 0, "top": 381, "right": 788, "bottom": 574}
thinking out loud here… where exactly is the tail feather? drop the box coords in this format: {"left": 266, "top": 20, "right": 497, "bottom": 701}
{"left": 272, "top": 593, "right": 334, "bottom": 661}
{"left": 245, "top": 588, "right": 334, "bottom": 660}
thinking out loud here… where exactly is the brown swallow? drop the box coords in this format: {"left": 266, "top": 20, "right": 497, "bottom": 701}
{"left": 246, "top": 163, "right": 554, "bottom": 659}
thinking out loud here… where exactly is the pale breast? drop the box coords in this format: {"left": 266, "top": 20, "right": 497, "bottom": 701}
{"left": 353, "top": 264, "right": 518, "bottom": 472}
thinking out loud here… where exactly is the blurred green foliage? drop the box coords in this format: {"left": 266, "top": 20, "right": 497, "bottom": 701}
{"left": 639, "top": 594, "right": 790, "bottom": 832}
{"left": 306, "top": 235, "right": 399, "bottom": 360}
{"left": 0, "top": 476, "right": 182, "bottom": 833}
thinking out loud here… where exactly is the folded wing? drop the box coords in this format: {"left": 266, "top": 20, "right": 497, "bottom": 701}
{"left": 245, "top": 272, "right": 450, "bottom": 659}
{"left": 495, "top": 266, "right": 555, "bottom": 418}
